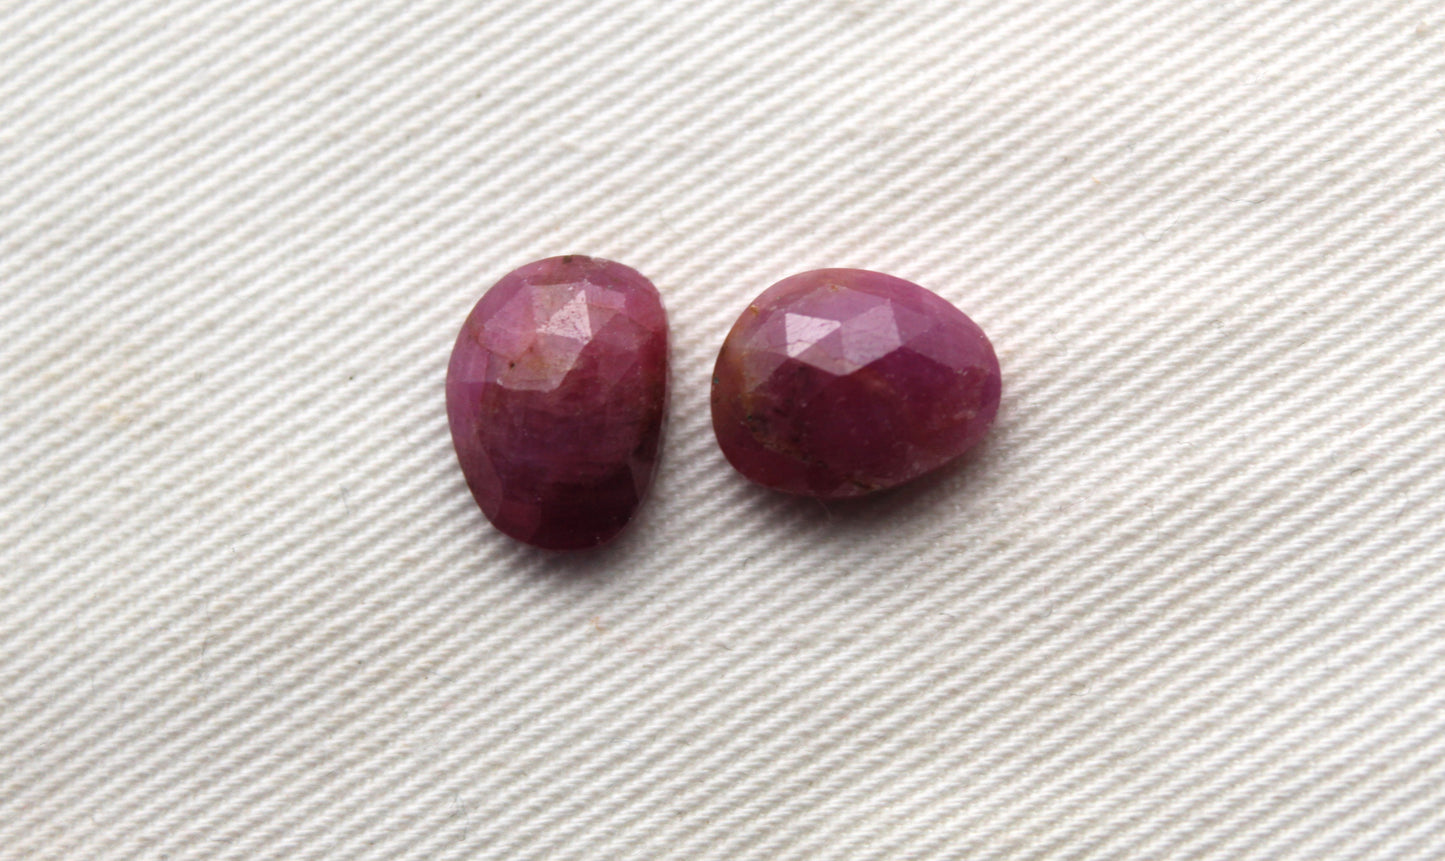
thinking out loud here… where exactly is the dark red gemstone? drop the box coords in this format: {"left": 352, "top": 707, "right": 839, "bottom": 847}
{"left": 711, "top": 269, "right": 1000, "bottom": 498}
{"left": 447, "top": 256, "right": 669, "bottom": 549}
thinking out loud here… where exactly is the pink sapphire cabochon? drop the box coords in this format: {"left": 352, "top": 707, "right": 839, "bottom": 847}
{"left": 446, "top": 256, "right": 669, "bottom": 550}
{"left": 711, "top": 269, "right": 1000, "bottom": 498}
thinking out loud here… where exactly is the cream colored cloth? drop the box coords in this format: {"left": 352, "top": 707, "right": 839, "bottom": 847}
{"left": 2, "top": 1, "right": 1443, "bottom": 857}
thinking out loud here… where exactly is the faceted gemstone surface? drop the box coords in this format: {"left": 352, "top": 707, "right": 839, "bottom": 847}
{"left": 711, "top": 269, "right": 1000, "bottom": 498}
{"left": 447, "top": 256, "right": 668, "bottom": 550}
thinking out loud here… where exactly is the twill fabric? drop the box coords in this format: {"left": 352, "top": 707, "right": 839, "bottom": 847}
{"left": 1, "top": 0, "right": 1443, "bottom": 858}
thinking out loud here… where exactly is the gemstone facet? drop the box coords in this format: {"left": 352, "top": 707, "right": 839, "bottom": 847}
{"left": 447, "top": 256, "right": 668, "bottom": 549}
{"left": 711, "top": 269, "right": 1000, "bottom": 498}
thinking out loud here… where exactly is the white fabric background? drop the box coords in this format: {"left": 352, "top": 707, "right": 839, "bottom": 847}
{"left": 2, "top": 0, "right": 1444, "bottom": 858}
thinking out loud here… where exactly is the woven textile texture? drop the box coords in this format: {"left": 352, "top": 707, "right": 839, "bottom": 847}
{"left": 3, "top": 0, "right": 1444, "bottom": 858}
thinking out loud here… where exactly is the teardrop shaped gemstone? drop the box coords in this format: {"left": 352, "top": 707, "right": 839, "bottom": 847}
{"left": 447, "top": 256, "right": 669, "bottom": 550}
{"left": 711, "top": 269, "right": 1000, "bottom": 498}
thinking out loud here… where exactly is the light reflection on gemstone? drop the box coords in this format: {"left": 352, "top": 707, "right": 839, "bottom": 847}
{"left": 539, "top": 288, "right": 594, "bottom": 340}
{"left": 784, "top": 313, "right": 842, "bottom": 358}
{"left": 839, "top": 302, "right": 903, "bottom": 370}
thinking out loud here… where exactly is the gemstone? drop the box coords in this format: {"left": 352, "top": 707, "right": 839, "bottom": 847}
{"left": 446, "top": 256, "right": 669, "bottom": 550}
{"left": 711, "top": 269, "right": 1000, "bottom": 498}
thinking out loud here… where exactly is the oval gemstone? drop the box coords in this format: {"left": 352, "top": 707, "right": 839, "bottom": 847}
{"left": 711, "top": 269, "right": 1000, "bottom": 498}
{"left": 446, "top": 256, "right": 669, "bottom": 550}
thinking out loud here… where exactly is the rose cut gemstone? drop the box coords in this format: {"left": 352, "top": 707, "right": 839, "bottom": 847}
{"left": 447, "top": 256, "right": 669, "bottom": 550}
{"left": 711, "top": 269, "right": 1000, "bottom": 498}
